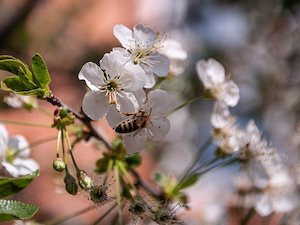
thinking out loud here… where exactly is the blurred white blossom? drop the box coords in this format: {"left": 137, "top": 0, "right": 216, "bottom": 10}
{"left": 158, "top": 39, "right": 188, "bottom": 76}
{"left": 4, "top": 93, "right": 37, "bottom": 110}
{"left": 0, "top": 124, "right": 39, "bottom": 177}
{"left": 196, "top": 58, "right": 239, "bottom": 107}
{"left": 113, "top": 24, "right": 170, "bottom": 88}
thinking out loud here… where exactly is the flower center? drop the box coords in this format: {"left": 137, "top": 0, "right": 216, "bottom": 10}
{"left": 99, "top": 72, "right": 123, "bottom": 105}
{"left": 106, "top": 80, "right": 118, "bottom": 92}
{"left": 5, "top": 148, "right": 18, "bottom": 163}
{"left": 133, "top": 48, "right": 146, "bottom": 64}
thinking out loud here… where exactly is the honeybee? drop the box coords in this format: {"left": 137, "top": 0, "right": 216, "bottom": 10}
{"left": 114, "top": 110, "right": 150, "bottom": 134}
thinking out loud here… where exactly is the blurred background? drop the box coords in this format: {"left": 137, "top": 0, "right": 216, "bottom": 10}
{"left": 0, "top": 0, "right": 300, "bottom": 224}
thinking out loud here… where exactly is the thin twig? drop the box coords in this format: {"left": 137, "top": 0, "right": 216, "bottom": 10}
{"left": 92, "top": 203, "right": 117, "bottom": 225}
{"left": 177, "top": 137, "right": 212, "bottom": 184}
{"left": 43, "top": 205, "right": 97, "bottom": 225}
{"left": 130, "top": 169, "right": 162, "bottom": 199}
{"left": 240, "top": 208, "right": 255, "bottom": 225}
{"left": 46, "top": 94, "right": 111, "bottom": 149}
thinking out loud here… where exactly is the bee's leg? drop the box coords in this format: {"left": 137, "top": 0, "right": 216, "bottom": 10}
{"left": 123, "top": 112, "right": 137, "bottom": 116}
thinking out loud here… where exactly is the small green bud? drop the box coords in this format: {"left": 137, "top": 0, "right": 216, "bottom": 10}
{"left": 59, "top": 107, "right": 69, "bottom": 118}
{"left": 52, "top": 107, "right": 75, "bottom": 129}
{"left": 52, "top": 158, "right": 66, "bottom": 172}
{"left": 64, "top": 173, "right": 78, "bottom": 195}
{"left": 77, "top": 170, "right": 93, "bottom": 191}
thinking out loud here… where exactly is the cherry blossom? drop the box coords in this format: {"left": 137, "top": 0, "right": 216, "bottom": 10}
{"left": 196, "top": 58, "right": 240, "bottom": 107}
{"left": 3, "top": 93, "right": 37, "bottom": 109}
{"left": 158, "top": 39, "right": 188, "bottom": 76}
{"left": 113, "top": 24, "right": 170, "bottom": 88}
{"left": 78, "top": 51, "right": 146, "bottom": 120}
{"left": 0, "top": 124, "right": 39, "bottom": 177}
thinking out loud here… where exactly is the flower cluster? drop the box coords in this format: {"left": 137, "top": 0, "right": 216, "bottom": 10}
{"left": 79, "top": 24, "right": 187, "bottom": 152}
{"left": 0, "top": 124, "right": 39, "bottom": 177}
{"left": 196, "top": 58, "right": 298, "bottom": 216}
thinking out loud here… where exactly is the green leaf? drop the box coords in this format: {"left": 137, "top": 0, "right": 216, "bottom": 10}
{"left": 0, "top": 200, "right": 39, "bottom": 221}
{"left": 125, "top": 153, "right": 141, "bottom": 168}
{"left": 1, "top": 76, "right": 28, "bottom": 92}
{"left": 0, "top": 55, "right": 19, "bottom": 61}
{"left": 0, "top": 170, "right": 39, "bottom": 198}
{"left": 0, "top": 58, "right": 33, "bottom": 80}
{"left": 1, "top": 77, "right": 48, "bottom": 98}
{"left": 31, "top": 54, "right": 51, "bottom": 89}
{"left": 95, "top": 157, "right": 110, "bottom": 174}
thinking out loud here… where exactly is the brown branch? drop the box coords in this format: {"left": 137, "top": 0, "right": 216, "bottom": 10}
{"left": 46, "top": 94, "right": 111, "bottom": 150}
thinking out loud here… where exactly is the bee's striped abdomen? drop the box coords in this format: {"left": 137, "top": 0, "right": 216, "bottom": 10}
{"left": 114, "top": 118, "right": 140, "bottom": 133}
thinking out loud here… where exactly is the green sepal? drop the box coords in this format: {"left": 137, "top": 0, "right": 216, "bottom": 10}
{"left": 0, "top": 170, "right": 40, "bottom": 198}
{"left": 31, "top": 54, "right": 51, "bottom": 90}
{"left": 125, "top": 153, "right": 141, "bottom": 168}
{"left": 0, "top": 200, "right": 39, "bottom": 221}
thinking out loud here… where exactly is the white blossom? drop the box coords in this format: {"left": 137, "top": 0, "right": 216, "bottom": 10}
{"left": 196, "top": 58, "right": 239, "bottom": 107}
{"left": 211, "top": 101, "right": 235, "bottom": 128}
{"left": 79, "top": 51, "right": 146, "bottom": 120}
{"left": 4, "top": 93, "right": 37, "bottom": 109}
{"left": 0, "top": 124, "right": 39, "bottom": 177}
{"left": 113, "top": 24, "right": 170, "bottom": 88}
{"left": 158, "top": 39, "right": 188, "bottom": 76}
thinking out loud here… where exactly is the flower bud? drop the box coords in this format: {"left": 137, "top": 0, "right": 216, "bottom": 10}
{"left": 52, "top": 158, "right": 66, "bottom": 172}
{"left": 77, "top": 170, "right": 93, "bottom": 191}
{"left": 64, "top": 173, "right": 78, "bottom": 195}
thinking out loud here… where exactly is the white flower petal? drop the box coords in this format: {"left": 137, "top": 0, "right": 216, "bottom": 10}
{"left": 147, "top": 117, "right": 170, "bottom": 142}
{"left": 143, "top": 70, "right": 156, "bottom": 88}
{"left": 220, "top": 81, "right": 240, "bottom": 107}
{"left": 211, "top": 101, "right": 232, "bottom": 128}
{"left": 133, "top": 24, "right": 157, "bottom": 47}
{"left": 246, "top": 120, "right": 261, "bottom": 137}
{"left": 0, "top": 124, "right": 8, "bottom": 156}
{"left": 145, "top": 90, "right": 170, "bottom": 115}
{"left": 124, "top": 130, "right": 147, "bottom": 153}
{"left": 255, "top": 195, "right": 273, "bottom": 216}
{"left": 78, "top": 62, "right": 104, "bottom": 91}
{"left": 133, "top": 90, "right": 147, "bottom": 106}
{"left": 117, "top": 91, "right": 139, "bottom": 113}
{"left": 113, "top": 24, "right": 134, "bottom": 49}
{"left": 8, "top": 135, "right": 30, "bottom": 158}
{"left": 2, "top": 158, "right": 39, "bottom": 177}
{"left": 196, "top": 58, "right": 225, "bottom": 88}
{"left": 272, "top": 193, "right": 296, "bottom": 213}
{"left": 82, "top": 91, "right": 108, "bottom": 120}
{"left": 151, "top": 54, "right": 170, "bottom": 77}
{"left": 106, "top": 107, "right": 124, "bottom": 128}
{"left": 121, "top": 63, "right": 146, "bottom": 91}
{"left": 100, "top": 52, "right": 121, "bottom": 77}
{"left": 161, "top": 39, "right": 188, "bottom": 60}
